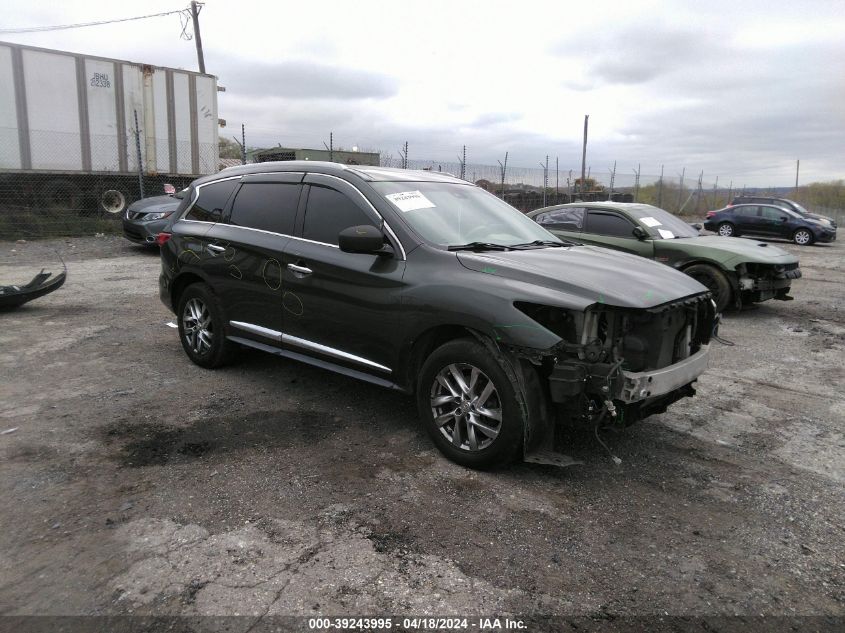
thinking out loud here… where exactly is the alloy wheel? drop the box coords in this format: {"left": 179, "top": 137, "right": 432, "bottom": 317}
{"left": 718, "top": 223, "right": 734, "bottom": 236}
{"left": 794, "top": 230, "right": 811, "bottom": 245}
{"left": 182, "top": 297, "right": 213, "bottom": 355}
{"left": 430, "top": 363, "right": 502, "bottom": 451}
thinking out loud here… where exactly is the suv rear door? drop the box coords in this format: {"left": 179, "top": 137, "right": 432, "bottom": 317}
{"left": 201, "top": 172, "right": 303, "bottom": 343}
{"left": 280, "top": 174, "right": 406, "bottom": 379}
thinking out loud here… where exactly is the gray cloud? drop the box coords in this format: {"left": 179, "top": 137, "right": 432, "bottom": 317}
{"left": 210, "top": 57, "right": 399, "bottom": 100}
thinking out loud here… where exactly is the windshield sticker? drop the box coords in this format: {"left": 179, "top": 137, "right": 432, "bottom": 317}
{"left": 385, "top": 190, "right": 436, "bottom": 212}
{"left": 657, "top": 229, "right": 676, "bottom": 239}
{"left": 640, "top": 216, "right": 662, "bottom": 227}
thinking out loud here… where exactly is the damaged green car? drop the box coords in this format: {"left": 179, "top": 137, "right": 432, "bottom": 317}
{"left": 528, "top": 202, "right": 801, "bottom": 312}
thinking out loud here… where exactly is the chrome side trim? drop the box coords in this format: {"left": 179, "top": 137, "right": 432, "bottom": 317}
{"left": 227, "top": 321, "right": 391, "bottom": 374}
{"left": 229, "top": 320, "right": 282, "bottom": 341}
{"left": 282, "top": 333, "right": 391, "bottom": 373}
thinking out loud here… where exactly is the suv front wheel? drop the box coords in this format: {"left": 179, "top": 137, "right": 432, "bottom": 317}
{"left": 417, "top": 339, "right": 524, "bottom": 468}
{"left": 177, "top": 282, "right": 235, "bottom": 368}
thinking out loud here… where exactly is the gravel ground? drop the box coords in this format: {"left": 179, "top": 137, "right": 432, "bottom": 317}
{"left": 0, "top": 234, "right": 843, "bottom": 627}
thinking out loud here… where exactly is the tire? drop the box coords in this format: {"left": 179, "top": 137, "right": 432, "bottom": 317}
{"left": 176, "top": 283, "right": 235, "bottom": 368}
{"left": 717, "top": 222, "right": 736, "bottom": 237}
{"left": 793, "top": 228, "right": 814, "bottom": 246}
{"left": 417, "top": 338, "right": 524, "bottom": 468}
{"left": 100, "top": 187, "right": 129, "bottom": 215}
{"left": 684, "top": 264, "right": 732, "bottom": 312}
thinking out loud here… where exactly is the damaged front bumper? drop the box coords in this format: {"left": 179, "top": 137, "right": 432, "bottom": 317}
{"left": 736, "top": 264, "right": 801, "bottom": 303}
{"left": 617, "top": 345, "right": 709, "bottom": 403}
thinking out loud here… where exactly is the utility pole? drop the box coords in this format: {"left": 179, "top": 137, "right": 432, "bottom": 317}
{"left": 711, "top": 176, "right": 718, "bottom": 209}
{"left": 539, "top": 156, "right": 549, "bottom": 207}
{"left": 497, "top": 152, "right": 508, "bottom": 200}
{"left": 190, "top": 1, "right": 206, "bottom": 74}
{"left": 457, "top": 145, "right": 466, "bottom": 180}
{"left": 323, "top": 132, "right": 334, "bottom": 162}
{"left": 398, "top": 142, "right": 408, "bottom": 169}
{"left": 677, "top": 168, "right": 686, "bottom": 213}
{"left": 580, "top": 115, "right": 589, "bottom": 196}
{"left": 633, "top": 164, "right": 641, "bottom": 202}
{"left": 608, "top": 161, "right": 616, "bottom": 200}
{"left": 240, "top": 124, "right": 246, "bottom": 164}
{"left": 657, "top": 164, "right": 664, "bottom": 208}
{"left": 693, "top": 171, "right": 704, "bottom": 213}
{"left": 795, "top": 159, "right": 800, "bottom": 190}
{"left": 727, "top": 180, "right": 733, "bottom": 204}
{"left": 567, "top": 170, "right": 573, "bottom": 201}
{"left": 555, "top": 156, "right": 559, "bottom": 196}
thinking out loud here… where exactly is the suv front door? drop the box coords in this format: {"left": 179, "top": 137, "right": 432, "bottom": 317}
{"left": 280, "top": 174, "right": 406, "bottom": 379}
{"left": 579, "top": 209, "right": 654, "bottom": 257}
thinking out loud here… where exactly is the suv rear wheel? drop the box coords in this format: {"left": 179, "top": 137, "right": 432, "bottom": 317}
{"left": 177, "top": 283, "right": 235, "bottom": 368}
{"left": 717, "top": 222, "right": 736, "bottom": 237}
{"left": 417, "top": 339, "right": 524, "bottom": 468}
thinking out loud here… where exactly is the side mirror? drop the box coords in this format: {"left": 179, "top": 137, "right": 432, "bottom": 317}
{"left": 780, "top": 216, "right": 788, "bottom": 222}
{"left": 338, "top": 225, "right": 387, "bottom": 254}
{"left": 632, "top": 226, "right": 649, "bottom": 240}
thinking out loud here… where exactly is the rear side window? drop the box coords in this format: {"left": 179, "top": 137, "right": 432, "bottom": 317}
{"left": 536, "top": 207, "right": 585, "bottom": 230}
{"left": 228, "top": 183, "right": 301, "bottom": 235}
{"left": 302, "top": 186, "right": 373, "bottom": 246}
{"left": 735, "top": 206, "right": 759, "bottom": 217}
{"left": 185, "top": 179, "right": 238, "bottom": 222}
{"left": 585, "top": 211, "right": 634, "bottom": 237}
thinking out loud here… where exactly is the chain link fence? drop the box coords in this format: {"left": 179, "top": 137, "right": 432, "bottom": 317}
{"left": 1, "top": 125, "right": 840, "bottom": 239}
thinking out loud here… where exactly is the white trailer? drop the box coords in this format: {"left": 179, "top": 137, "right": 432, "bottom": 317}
{"left": 0, "top": 40, "right": 219, "bottom": 215}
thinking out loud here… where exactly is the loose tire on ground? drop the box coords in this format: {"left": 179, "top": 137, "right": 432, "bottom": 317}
{"left": 684, "top": 264, "right": 732, "bottom": 312}
{"left": 176, "top": 283, "right": 236, "bottom": 368}
{"left": 416, "top": 338, "right": 525, "bottom": 468}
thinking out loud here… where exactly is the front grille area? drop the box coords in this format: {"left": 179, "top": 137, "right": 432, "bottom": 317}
{"left": 586, "top": 294, "right": 715, "bottom": 373}
{"left": 745, "top": 262, "right": 801, "bottom": 280}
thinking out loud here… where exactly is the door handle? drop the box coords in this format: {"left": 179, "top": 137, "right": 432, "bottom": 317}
{"left": 207, "top": 244, "right": 226, "bottom": 253}
{"left": 287, "top": 263, "right": 313, "bottom": 275}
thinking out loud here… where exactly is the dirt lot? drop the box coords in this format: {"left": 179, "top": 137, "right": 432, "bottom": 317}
{"left": 0, "top": 234, "right": 843, "bottom": 626}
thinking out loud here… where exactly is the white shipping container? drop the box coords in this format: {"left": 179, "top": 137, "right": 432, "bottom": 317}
{"left": 0, "top": 40, "right": 219, "bottom": 177}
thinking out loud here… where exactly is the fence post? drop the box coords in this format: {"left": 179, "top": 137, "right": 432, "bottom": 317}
{"left": 133, "top": 109, "right": 145, "bottom": 199}
{"left": 241, "top": 124, "right": 246, "bottom": 165}
{"left": 677, "top": 168, "right": 686, "bottom": 213}
{"left": 657, "top": 164, "right": 664, "bottom": 208}
{"left": 498, "top": 152, "right": 508, "bottom": 200}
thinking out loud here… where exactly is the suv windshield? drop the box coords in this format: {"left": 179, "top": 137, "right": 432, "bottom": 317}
{"left": 373, "top": 181, "right": 562, "bottom": 248}
{"left": 624, "top": 204, "right": 699, "bottom": 239}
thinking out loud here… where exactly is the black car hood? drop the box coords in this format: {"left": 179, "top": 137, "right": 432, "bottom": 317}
{"left": 457, "top": 245, "right": 709, "bottom": 309}
{"left": 127, "top": 195, "right": 180, "bottom": 213}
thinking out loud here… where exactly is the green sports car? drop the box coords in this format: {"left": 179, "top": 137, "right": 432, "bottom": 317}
{"left": 527, "top": 202, "right": 801, "bottom": 312}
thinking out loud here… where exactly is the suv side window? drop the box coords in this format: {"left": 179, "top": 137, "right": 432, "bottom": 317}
{"left": 735, "top": 206, "right": 758, "bottom": 217}
{"left": 185, "top": 179, "right": 239, "bottom": 222}
{"left": 585, "top": 210, "right": 635, "bottom": 237}
{"left": 537, "top": 207, "right": 585, "bottom": 231}
{"left": 302, "top": 185, "right": 374, "bottom": 246}
{"left": 228, "top": 183, "right": 301, "bottom": 235}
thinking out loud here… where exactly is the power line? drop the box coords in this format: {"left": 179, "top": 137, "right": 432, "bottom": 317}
{"left": 0, "top": 9, "right": 187, "bottom": 34}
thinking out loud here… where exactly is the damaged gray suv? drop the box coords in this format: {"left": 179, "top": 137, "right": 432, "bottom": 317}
{"left": 159, "top": 163, "right": 717, "bottom": 468}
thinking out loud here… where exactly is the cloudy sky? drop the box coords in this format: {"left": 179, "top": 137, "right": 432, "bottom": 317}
{"left": 3, "top": 0, "right": 844, "bottom": 186}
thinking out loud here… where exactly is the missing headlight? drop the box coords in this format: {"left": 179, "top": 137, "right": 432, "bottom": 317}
{"left": 514, "top": 302, "right": 577, "bottom": 342}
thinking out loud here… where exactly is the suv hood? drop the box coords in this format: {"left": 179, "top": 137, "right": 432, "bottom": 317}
{"left": 127, "top": 195, "right": 180, "bottom": 214}
{"left": 656, "top": 235, "right": 798, "bottom": 265}
{"left": 457, "top": 245, "right": 708, "bottom": 309}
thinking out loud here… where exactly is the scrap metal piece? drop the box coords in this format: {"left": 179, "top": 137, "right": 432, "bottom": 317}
{"left": 0, "top": 262, "right": 67, "bottom": 309}
{"left": 524, "top": 449, "right": 582, "bottom": 468}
